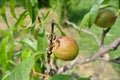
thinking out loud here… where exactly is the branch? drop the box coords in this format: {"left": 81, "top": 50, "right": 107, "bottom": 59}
{"left": 91, "top": 37, "right": 120, "bottom": 59}
{"left": 65, "top": 20, "right": 100, "bottom": 46}
{"left": 91, "top": 28, "right": 111, "bottom": 80}
{"left": 45, "top": 20, "right": 55, "bottom": 75}
{"left": 91, "top": 61, "right": 106, "bottom": 80}
{"left": 98, "top": 56, "right": 120, "bottom": 64}
{"left": 65, "top": 21, "right": 119, "bottom": 80}
{"left": 57, "top": 37, "right": 120, "bottom": 74}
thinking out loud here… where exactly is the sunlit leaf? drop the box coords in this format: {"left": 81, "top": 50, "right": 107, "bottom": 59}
{"left": 0, "top": 37, "right": 8, "bottom": 67}
{"left": 0, "top": 29, "right": 9, "bottom": 37}
{"left": 13, "top": 11, "right": 28, "bottom": 31}
{"left": 0, "top": 0, "right": 6, "bottom": 15}
{"left": 37, "top": 28, "right": 48, "bottom": 52}
{"left": 102, "top": 0, "right": 110, "bottom": 4}
{"left": 21, "top": 38, "right": 37, "bottom": 51}
{"left": 89, "top": 0, "right": 104, "bottom": 27}
{"left": 21, "top": 49, "right": 31, "bottom": 60}
{"left": 7, "top": 42, "right": 15, "bottom": 60}
{"left": 30, "top": 0, "right": 36, "bottom": 6}
{"left": 1, "top": 71, "right": 11, "bottom": 80}
{"left": 55, "top": 23, "right": 66, "bottom": 36}
{"left": 0, "top": 0, "right": 10, "bottom": 28}
{"left": 26, "top": 0, "right": 38, "bottom": 23}
{"left": 80, "top": 13, "right": 90, "bottom": 28}
{"left": 9, "top": 0, "right": 17, "bottom": 19}
{"left": 42, "top": 9, "right": 51, "bottom": 22}
{"left": 8, "top": 53, "right": 39, "bottom": 80}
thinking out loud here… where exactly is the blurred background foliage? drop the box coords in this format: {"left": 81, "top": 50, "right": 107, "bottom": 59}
{"left": 0, "top": 0, "right": 120, "bottom": 80}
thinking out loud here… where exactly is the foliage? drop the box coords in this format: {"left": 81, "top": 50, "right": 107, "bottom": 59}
{"left": 0, "top": 0, "right": 120, "bottom": 80}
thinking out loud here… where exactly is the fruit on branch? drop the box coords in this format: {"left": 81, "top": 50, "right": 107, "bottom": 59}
{"left": 53, "top": 36, "right": 79, "bottom": 61}
{"left": 95, "top": 8, "right": 117, "bottom": 28}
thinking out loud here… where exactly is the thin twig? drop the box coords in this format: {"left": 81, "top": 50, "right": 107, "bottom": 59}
{"left": 64, "top": 21, "right": 120, "bottom": 80}
{"left": 91, "top": 61, "right": 106, "bottom": 80}
{"left": 65, "top": 20, "right": 100, "bottom": 46}
{"left": 45, "top": 20, "right": 55, "bottom": 75}
{"left": 91, "top": 28, "right": 111, "bottom": 80}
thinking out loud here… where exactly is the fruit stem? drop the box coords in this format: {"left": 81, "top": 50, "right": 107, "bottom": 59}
{"left": 101, "top": 28, "right": 111, "bottom": 46}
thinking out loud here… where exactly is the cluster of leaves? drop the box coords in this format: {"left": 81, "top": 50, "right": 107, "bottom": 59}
{"left": 0, "top": 0, "right": 120, "bottom": 80}
{"left": 0, "top": 0, "right": 46, "bottom": 80}
{"left": 0, "top": 0, "right": 66, "bottom": 80}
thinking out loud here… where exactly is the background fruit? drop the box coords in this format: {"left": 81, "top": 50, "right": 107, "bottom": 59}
{"left": 95, "top": 8, "right": 117, "bottom": 28}
{"left": 53, "top": 36, "right": 79, "bottom": 61}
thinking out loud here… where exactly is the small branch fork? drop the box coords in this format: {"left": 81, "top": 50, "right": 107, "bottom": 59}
{"left": 60, "top": 21, "right": 120, "bottom": 78}
{"left": 57, "top": 35, "right": 120, "bottom": 74}
{"left": 44, "top": 20, "right": 120, "bottom": 79}
{"left": 91, "top": 28, "right": 111, "bottom": 80}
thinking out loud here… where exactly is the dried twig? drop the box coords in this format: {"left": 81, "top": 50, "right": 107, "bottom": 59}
{"left": 45, "top": 20, "right": 55, "bottom": 75}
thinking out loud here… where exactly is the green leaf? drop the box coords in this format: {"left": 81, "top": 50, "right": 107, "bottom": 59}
{"left": 2, "top": 71, "right": 11, "bottom": 80}
{"left": 89, "top": 0, "right": 104, "bottom": 27}
{"left": 9, "top": 0, "right": 17, "bottom": 19}
{"left": 13, "top": 11, "right": 28, "bottom": 31}
{"left": 0, "top": 29, "right": 9, "bottom": 37}
{"left": 8, "top": 53, "right": 39, "bottom": 80}
{"left": 42, "top": 9, "right": 51, "bottom": 22}
{"left": 21, "top": 49, "right": 31, "bottom": 60}
{"left": 0, "top": 0, "right": 6, "bottom": 15}
{"left": 29, "top": 0, "right": 36, "bottom": 6}
{"left": 0, "top": 37, "right": 8, "bottom": 67}
{"left": 102, "top": 0, "right": 110, "bottom": 4}
{"left": 80, "top": 13, "right": 90, "bottom": 28}
{"left": 0, "top": 0, "right": 10, "bottom": 28}
{"left": 0, "top": 29, "right": 14, "bottom": 41}
{"left": 49, "top": 74, "right": 71, "bottom": 80}
{"left": 7, "top": 42, "right": 15, "bottom": 60}
{"left": 33, "top": 59, "right": 46, "bottom": 76}
{"left": 26, "top": 0, "right": 38, "bottom": 23}
{"left": 21, "top": 38, "right": 37, "bottom": 51}
{"left": 37, "top": 28, "right": 48, "bottom": 52}
{"left": 55, "top": 23, "right": 66, "bottom": 36}
{"left": 1, "top": 14, "right": 10, "bottom": 28}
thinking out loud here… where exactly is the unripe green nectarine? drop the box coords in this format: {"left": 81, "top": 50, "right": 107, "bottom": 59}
{"left": 95, "top": 8, "right": 117, "bottom": 28}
